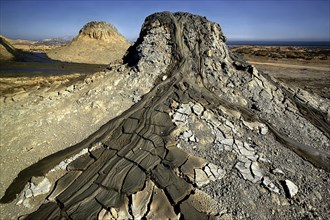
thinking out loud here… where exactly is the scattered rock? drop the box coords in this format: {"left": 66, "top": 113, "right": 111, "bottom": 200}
{"left": 262, "top": 176, "right": 280, "bottom": 194}
{"left": 251, "top": 162, "right": 263, "bottom": 181}
{"left": 272, "top": 168, "right": 285, "bottom": 175}
{"left": 177, "top": 103, "right": 192, "bottom": 115}
{"left": 192, "top": 103, "right": 204, "bottom": 116}
{"left": 282, "top": 180, "right": 298, "bottom": 198}
{"left": 260, "top": 126, "right": 268, "bottom": 135}
{"left": 195, "top": 168, "right": 210, "bottom": 187}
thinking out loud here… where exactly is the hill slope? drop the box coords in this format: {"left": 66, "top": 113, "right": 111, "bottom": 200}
{"left": 0, "top": 35, "right": 18, "bottom": 61}
{"left": 46, "top": 21, "right": 130, "bottom": 64}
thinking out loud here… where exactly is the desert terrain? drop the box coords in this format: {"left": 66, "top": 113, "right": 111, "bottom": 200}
{"left": 0, "top": 12, "right": 329, "bottom": 219}
{"left": 231, "top": 46, "right": 330, "bottom": 99}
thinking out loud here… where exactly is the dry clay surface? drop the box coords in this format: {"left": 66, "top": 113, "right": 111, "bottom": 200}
{"left": 1, "top": 12, "right": 330, "bottom": 219}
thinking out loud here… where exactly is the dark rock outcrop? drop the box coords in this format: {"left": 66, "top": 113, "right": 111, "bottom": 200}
{"left": 1, "top": 12, "right": 329, "bottom": 219}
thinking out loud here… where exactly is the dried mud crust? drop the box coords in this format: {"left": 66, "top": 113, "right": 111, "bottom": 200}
{"left": 1, "top": 12, "right": 329, "bottom": 219}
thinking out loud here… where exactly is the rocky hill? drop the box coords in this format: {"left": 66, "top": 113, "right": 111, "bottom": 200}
{"left": 0, "top": 12, "right": 329, "bottom": 219}
{"left": 46, "top": 21, "right": 130, "bottom": 64}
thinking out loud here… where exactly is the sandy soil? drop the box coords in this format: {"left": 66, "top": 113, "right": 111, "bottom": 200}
{"left": 230, "top": 46, "right": 330, "bottom": 99}
{"left": 248, "top": 61, "right": 330, "bottom": 72}
{"left": 245, "top": 59, "right": 330, "bottom": 99}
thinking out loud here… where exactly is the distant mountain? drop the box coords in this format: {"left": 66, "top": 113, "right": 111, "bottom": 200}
{"left": 0, "top": 35, "right": 54, "bottom": 62}
{"left": 36, "top": 36, "right": 73, "bottom": 46}
{"left": 46, "top": 21, "right": 130, "bottom": 64}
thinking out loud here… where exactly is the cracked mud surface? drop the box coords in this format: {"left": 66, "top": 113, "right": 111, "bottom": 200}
{"left": 0, "top": 12, "right": 329, "bottom": 219}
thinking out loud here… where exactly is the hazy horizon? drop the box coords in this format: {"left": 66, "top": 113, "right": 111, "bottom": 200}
{"left": 1, "top": 0, "right": 329, "bottom": 42}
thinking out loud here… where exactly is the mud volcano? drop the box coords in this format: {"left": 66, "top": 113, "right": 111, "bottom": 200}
{"left": 47, "top": 21, "right": 130, "bottom": 64}
{"left": 1, "top": 12, "right": 329, "bottom": 219}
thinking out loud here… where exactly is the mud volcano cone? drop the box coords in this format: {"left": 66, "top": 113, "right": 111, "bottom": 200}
{"left": 1, "top": 12, "right": 329, "bottom": 219}
{"left": 46, "top": 21, "right": 130, "bottom": 64}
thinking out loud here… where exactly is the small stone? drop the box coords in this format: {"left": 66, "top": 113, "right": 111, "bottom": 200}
{"left": 204, "top": 166, "right": 215, "bottom": 180}
{"left": 283, "top": 180, "right": 298, "bottom": 198}
{"left": 182, "top": 130, "right": 197, "bottom": 142}
{"left": 192, "top": 103, "right": 204, "bottom": 116}
{"left": 170, "top": 100, "right": 179, "bottom": 109}
{"left": 201, "top": 110, "right": 212, "bottom": 121}
{"left": 237, "top": 155, "right": 250, "bottom": 163}
{"left": 182, "top": 130, "right": 193, "bottom": 139}
{"left": 223, "top": 144, "right": 233, "bottom": 151}
{"left": 173, "top": 112, "right": 187, "bottom": 122}
{"left": 206, "top": 50, "right": 212, "bottom": 57}
{"left": 99, "top": 209, "right": 113, "bottom": 220}
{"left": 272, "top": 168, "right": 285, "bottom": 175}
{"left": 195, "top": 168, "right": 210, "bottom": 187}
{"left": 118, "top": 65, "right": 125, "bottom": 72}
{"left": 132, "top": 180, "right": 153, "bottom": 219}
{"left": 258, "top": 155, "right": 271, "bottom": 164}
{"left": 177, "top": 104, "right": 192, "bottom": 115}
{"left": 189, "top": 135, "right": 197, "bottom": 142}
{"left": 16, "top": 192, "right": 25, "bottom": 205}
{"left": 213, "top": 128, "right": 225, "bottom": 143}
{"left": 243, "top": 142, "right": 254, "bottom": 151}
{"left": 218, "top": 125, "right": 231, "bottom": 135}
{"left": 30, "top": 177, "right": 52, "bottom": 197}
{"left": 208, "top": 163, "right": 225, "bottom": 180}
{"left": 65, "top": 85, "right": 75, "bottom": 92}
{"left": 242, "top": 120, "right": 263, "bottom": 130}
{"left": 220, "top": 138, "right": 234, "bottom": 146}
{"left": 237, "top": 144, "right": 255, "bottom": 157}
{"left": 235, "top": 161, "right": 255, "bottom": 183}
{"left": 251, "top": 162, "right": 263, "bottom": 181}
{"left": 24, "top": 188, "right": 33, "bottom": 198}
{"left": 225, "top": 120, "right": 234, "bottom": 129}
{"left": 22, "top": 199, "right": 32, "bottom": 209}
{"left": 84, "top": 77, "right": 92, "bottom": 84}
{"left": 262, "top": 176, "right": 280, "bottom": 194}
{"left": 260, "top": 126, "right": 268, "bottom": 135}
{"left": 110, "top": 208, "right": 118, "bottom": 218}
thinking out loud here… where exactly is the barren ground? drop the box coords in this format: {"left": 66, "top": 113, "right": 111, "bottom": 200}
{"left": 231, "top": 47, "right": 330, "bottom": 99}
{"left": 0, "top": 30, "right": 329, "bottom": 219}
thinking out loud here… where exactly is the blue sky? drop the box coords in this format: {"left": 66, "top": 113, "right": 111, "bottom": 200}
{"left": 0, "top": 0, "right": 329, "bottom": 41}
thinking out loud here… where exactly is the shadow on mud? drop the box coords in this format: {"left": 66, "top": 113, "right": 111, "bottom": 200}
{"left": 0, "top": 50, "right": 107, "bottom": 77}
